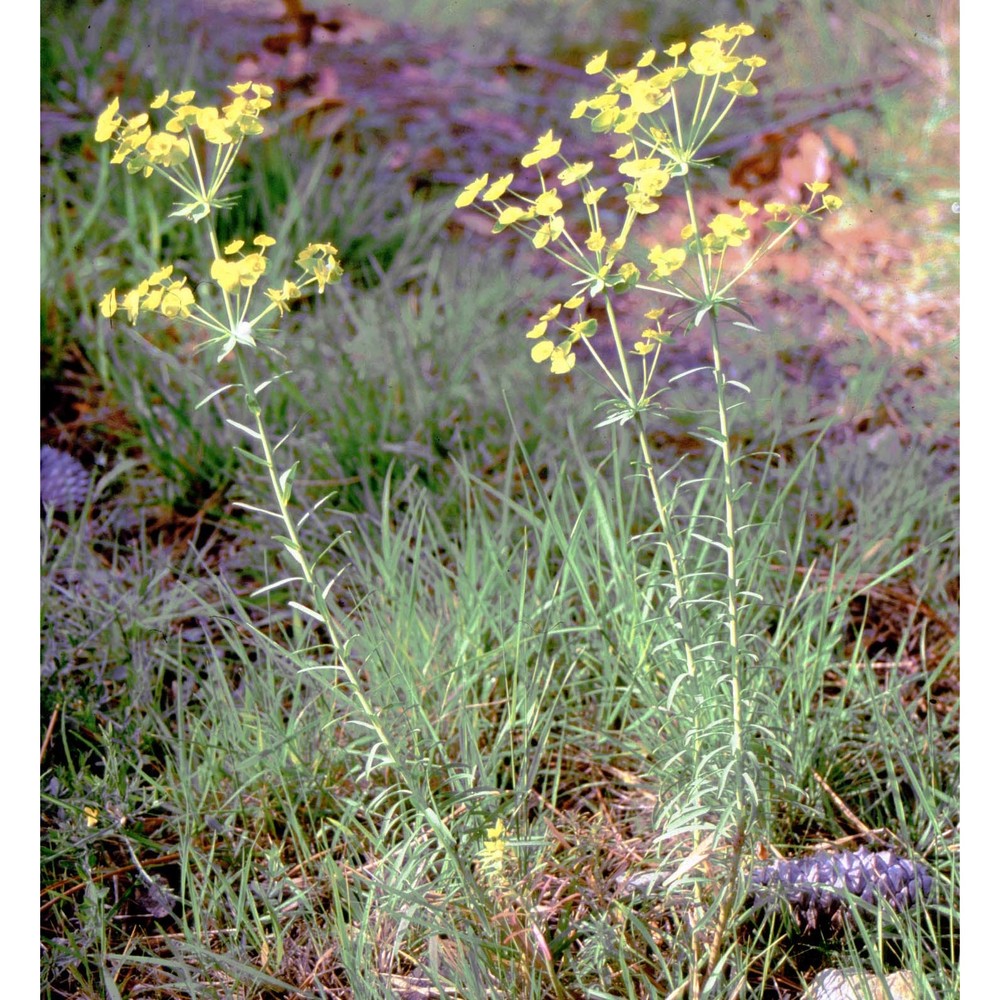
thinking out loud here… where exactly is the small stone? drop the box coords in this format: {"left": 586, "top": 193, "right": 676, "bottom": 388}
{"left": 801, "top": 968, "right": 918, "bottom": 1000}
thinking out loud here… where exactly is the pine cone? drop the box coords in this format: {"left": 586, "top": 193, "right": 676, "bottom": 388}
{"left": 748, "top": 847, "right": 932, "bottom": 934}
{"left": 40, "top": 445, "right": 90, "bottom": 511}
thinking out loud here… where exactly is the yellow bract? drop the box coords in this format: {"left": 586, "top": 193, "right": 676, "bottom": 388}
{"left": 688, "top": 40, "right": 740, "bottom": 76}
{"left": 585, "top": 51, "right": 608, "bottom": 75}
{"left": 450, "top": 21, "right": 840, "bottom": 386}
{"left": 482, "top": 173, "right": 514, "bottom": 201}
{"left": 95, "top": 98, "right": 121, "bottom": 142}
{"left": 649, "top": 245, "right": 686, "bottom": 276}
{"left": 455, "top": 173, "right": 488, "bottom": 208}
{"left": 521, "top": 129, "right": 562, "bottom": 167}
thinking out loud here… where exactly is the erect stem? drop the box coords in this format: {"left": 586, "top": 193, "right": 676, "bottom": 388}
{"left": 670, "top": 169, "right": 749, "bottom": 990}
{"left": 605, "top": 298, "right": 696, "bottom": 678}
{"left": 707, "top": 312, "right": 742, "bottom": 750}
{"left": 230, "top": 346, "right": 464, "bottom": 855}
{"left": 232, "top": 346, "right": 347, "bottom": 659}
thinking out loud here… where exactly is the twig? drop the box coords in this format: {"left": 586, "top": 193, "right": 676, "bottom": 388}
{"left": 40, "top": 703, "right": 59, "bottom": 767}
{"left": 812, "top": 769, "right": 872, "bottom": 837}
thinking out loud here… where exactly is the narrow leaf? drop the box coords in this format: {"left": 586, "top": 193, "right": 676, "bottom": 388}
{"left": 288, "top": 601, "right": 326, "bottom": 624}
{"left": 196, "top": 383, "right": 237, "bottom": 410}
{"left": 226, "top": 418, "right": 262, "bottom": 440}
{"left": 251, "top": 577, "right": 304, "bottom": 597}
{"left": 233, "top": 445, "right": 268, "bottom": 467}
{"left": 231, "top": 501, "right": 283, "bottom": 519}
{"left": 669, "top": 365, "right": 713, "bottom": 383}
{"left": 255, "top": 370, "right": 293, "bottom": 393}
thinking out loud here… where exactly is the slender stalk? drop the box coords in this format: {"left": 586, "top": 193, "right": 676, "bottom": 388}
{"left": 605, "top": 298, "right": 697, "bottom": 678}
{"left": 707, "top": 312, "right": 743, "bottom": 755}
{"left": 232, "top": 347, "right": 348, "bottom": 658}
{"left": 698, "top": 308, "right": 750, "bottom": 982}
{"left": 670, "top": 165, "right": 750, "bottom": 987}
{"left": 230, "top": 344, "right": 468, "bottom": 865}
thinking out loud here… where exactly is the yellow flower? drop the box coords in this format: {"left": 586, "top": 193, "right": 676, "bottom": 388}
{"left": 625, "top": 190, "right": 659, "bottom": 214}
{"left": 649, "top": 245, "right": 686, "bottom": 276}
{"left": 297, "top": 242, "right": 342, "bottom": 292}
{"left": 531, "top": 339, "right": 554, "bottom": 362}
{"left": 482, "top": 173, "right": 514, "bottom": 201}
{"left": 621, "top": 77, "right": 670, "bottom": 115}
{"left": 99, "top": 289, "right": 117, "bottom": 318}
{"left": 707, "top": 212, "right": 750, "bottom": 248}
{"left": 557, "top": 162, "right": 593, "bottom": 185}
{"left": 702, "top": 23, "right": 739, "bottom": 42}
{"left": 95, "top": 98, "right": 122, "bottom": 142}
{"left": 122, "top": 281, "right": 148, "bottom": 323}
{"left": 145, "top": 132, "right": 190, "bottom": 168}
{"left": 478, "top": 819, "right": 509, "bottom": 879}
{"left": 723, "top": 79, "right": 758, "bottom": 97}
{"left": 586, "top": 229, "right": 606, "bottom": 253}
{"left": 159, "top": 280, "right": 194, "bottom": 318}
{"left": 147, "top": 265, "right": 173, "bottom": 285}
{"left": 160, "top": 103, "right": 196, "bottom": 134}
{"left": 532, "top": 216, "right": 565, "bottom": 248}
{"left": 455, "top": 173, "right": 489, "bottom": 208}
{"left": 194, "top": 106, "right": 233, "bottom": 144}
{"left": 533, "top": 189, "right": 563, "bottom": 217}
{"left": 549, "top": 343, "right": 576, "bottom": 374}
{"left": 211, "top": 257, "right": 243, "bottom": 294}
{"left": 521, "top": 129, "right": 562, "bottom": 168}
{"left": 688, "top": 39, "right": 740, "bottom": 76}
{"left": 266, "top": 279, "right": 301, "bottom": 314}
{"left": 497, "top": 205, "right": 530, "bottom": 226}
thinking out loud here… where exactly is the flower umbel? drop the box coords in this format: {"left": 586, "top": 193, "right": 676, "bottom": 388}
{"left": 94, "top": 82, "right": 275, "bottom": 221}
{"left": 451, "top": 23, "right": 831, "bottom": 377}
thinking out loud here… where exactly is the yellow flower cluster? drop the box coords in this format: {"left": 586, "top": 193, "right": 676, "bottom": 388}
{"left": 572, "top": 23, "right": 763, "bottom": 141}
{"left": 477, "top": 819, "right": 510, "bottom": 881}
{"left": 453, "top": 24, "right": 772, "bottom": 374}
{"left": 95, "top": 82, "right": 274, "bottom": 179}
{"left": 100, "top": 236, "right": 343, "bottom": 330}
{"left": 100, "top": 265, "right": 194, "bottom": 323}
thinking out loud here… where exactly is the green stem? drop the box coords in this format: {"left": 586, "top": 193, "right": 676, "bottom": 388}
{"left": 604, "top": 299, "right": 696, "bottom": 677}
{"left": 707, "top": 312, "right": 742, "bottom": 750}
{"left": 232, "top": 345, "right": 347, "bottom": 657}
{"left": 698, "top": 304, "right": 750, "bottom": 992}
{"left": 231, "top": 345, "right": 462, "bottom": 856}
{"left": 675, "top": 175, "right": 749, "bottom": 991}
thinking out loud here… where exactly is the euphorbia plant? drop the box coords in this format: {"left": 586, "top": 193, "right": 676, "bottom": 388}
{"left": 92, "top": 83, "right": 471, "bottom": 850}
{"left": 455, "top": 22, "right": 842, "bottom": 989}
{"left": 96, "top": 83, "right": 350, "bottom": 646}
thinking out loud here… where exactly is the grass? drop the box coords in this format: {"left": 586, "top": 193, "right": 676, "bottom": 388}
{"left": 41, "top": 1, "right": 958, "bottom": 997}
